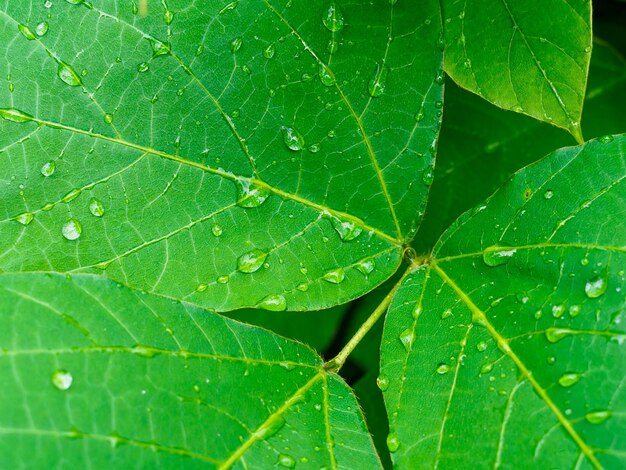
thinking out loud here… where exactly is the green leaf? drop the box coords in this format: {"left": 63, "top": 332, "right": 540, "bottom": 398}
{"left": 442, "top": 0, "right": 592, "bottom": 140}
{"left": 381, "top": 136, "right": 626, "bottom": 467}
{"left": 0, "top": 0, "right": 443, "bottom": 311}
{"left": 0, "top": 272, "right": 382, "bottom": 468}
{"left": 415, "top": 38, "right": 626, "bottom": 253}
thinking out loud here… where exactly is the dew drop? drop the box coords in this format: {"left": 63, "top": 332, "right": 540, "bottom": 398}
{"left": 18, "top": 24, "right": 36, "bottom": 40}
{"left": 597, "top": 135, "right": 614, "bottom": 144}
{"left": 62, "top": 219, "right": 82, "bottom": 240}
{"left": 480, "top": 362, "right": 494, "bottom": 374}
{"left": 15, "top": 212, "right": 34, "bottom": 226}
{"left": 368, "top": 63, "right": 386, "bottom": 97}
{"left": 323, "top": 268, "right": 345, "bottom": 284}
{"left": 569, "top": 304, "right": 582, "bottom": 317}
{"left": 376, "top": 374, "right": 390, "bottom": 391}
{"left": 62, "top": 188, "right": 81, "bottom": 203}
{"left": 585, "top": 276, "right": 607, "bottom": 299}
{"left": 263, "top": 44, "right": 275, "bottom": 59}
{"left": 322, "top": 2, "right": 344, "bottom": 32}
{"left": 356, "top": 258, "right": 375, "bottom": 275}
{"left": 196, "top": 283, "right": 208, "bottom": 292}
{"left": 296, "top": 283, "right": 308, "bottom": 292}
{"left": 422, "top": 167, "right": 434, "bottom": 186}
{"left": 386, "top": 433, "right": 400, "bottom": 453}
{"left": 330, "top": 216, "right": 362, "bottom": 241}
{"left": 436, "top": 363, "right": 450, "bottom": 375}
{"left": 57, "top": 62, "right": 81, "bottom": 86}
{"left": 399, "top": 328, "right": 415, "bottom": 352}
{"left": 482, "top": 246, "right": 517, "bottom": 267}
{"left": 230, "top": 37, "right": 243, "bottom": 53}
{"left": 558, "top": 372, "right": 582, "bottom": 388}
{"left": 211, "top": 224, "right": 223, "bottom": 237}
{"left": 150, "top": 39, "right": 169, "bottom": 57}
{"left": 89, "top": 198, "right": 105, "bottom": 217}
{"left": 476, "top": 341, "right": 488, "bottom": 352}
{"left": 440, "top": 308, "right": 452, "bottom": 319}
{"left": 236, "top": 180, "right": 271, "bottom": 208}
{"left": 412, "top": 306, "right": 422, "bottom": 319}
{"left": 308, "top": 143, "right": 320, "bottom": 153}
{"left": 40, "top": 161, "right": 55, "bottom": 177}
{"left": 318, "top": 64, "right": 335, "bottom": 86}
{"left": 34, "top": 21, "right": 48, "bottom": 37}
{"left": 281, "top": 126, "right": 305, "bottom": 151}
{"left": 217, "top": 275, "right": 229, "bottom": 284}
{"left": 163, "top": 9, "right": 174, "bottom": 24}
{"left": 256, "top": 416, "right": 285, "bottom": 439}
{"left": 545, "top": 327, "right": 571, "bottom": 343}
{"left": 544, "top": 189, "right": 554, "bottom": 199}
{"left": 51, "top": 369, "right": 73, "bottom": 390}
{"left": 137, "top": 62, "right": 150, "bottom": 73}
{"left": 278, "top": 454, "right": 296, "bottom": 468}
{"left": 585, "top": 410, "right": 612, "bottom": 424}
{"left": 0, "top": 107, "right": 34, "bottom": 123}
{"left": 434, "top": 69, "right": 444, "bottom": 85}
{"left": 414, "top": 110, "right": 424, "bottom": 122}
{"left": 237, "top": 249, "right": 268, "bottom": 274}
{"left": 257, "top": 293, "right": 287, "bottom": 311}
{"left": 551, "top": 304, "right": 565, "bottom": 318}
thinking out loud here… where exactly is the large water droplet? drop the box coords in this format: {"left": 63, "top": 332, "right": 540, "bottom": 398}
{"left": 281, "top": 126, "right": 305, "bottom": 151}
{"left": 558, "top": 372, "right": 581, "bottom": 387}
{"left": 62, "top": 188, "right": 81, "bottom": 203}
{"left": 150, "top": 39, "right": 169, "bottom": 57}
{"left": 237, "top": 249, "right": 268, "bottom": 273}
{"left": 51, "top": 369, "right": 73, "bottom": 390}
{"left": 318, "top": 64, "right": 335, "bottom": 86}
{"left": 436, "top": 363, "right": 450, "bottom": 375}
{"left": 323, "top": 268, "right": 345, "bottom": 284}
{"left": 376, "top": 374, "right": 390, "bottom": 391}
{"left": 322, "top": 2, "right": 344, "bottom": 32}
{"left": 89, "top": 198, "right": 105, "bottom": 217}
{"left": 278, "top": 454, "right": 295, "bottom": 468}
{"left": 57, "top": 62, "right": 81, "bottom": 86}
{"left": 163, "top": 9, "right": 174, "bottom": 24}
{"left": 62, "top": 219, "right": 82, "bottom": 240}
{"left": 330, "top": 216, "right": 362, "bottom": 241}
{"left": 482, "top": 246, "right": 517, "bottom": 267}
{"left": 545, "top": 327, "right": 571, "bottom": 343}
{"left": 584, "top": 276, "right": 607, "bottom": 299}
{"left": 585, "top": 410, "right": 612, "bottom": 424}
{"left": 368, "top": 64, "right": 386, "bottom": 97}
{"left": 15, "top": 212, "right": 34, "bottom": 226}
{"left": 18, "top": 24, "right": 36, "bottom": 40}
{"left": 236, "top": 180, "right": 271, "bottom": 208}
{"left": 41, "top": 161, "right": 55, "bottom": 177}
{"left": 36, "top": 21, "right": 49, "bottom": 37}
{"left": 0, "top": 107, "right": 34, "bottom": 123}
{"left": 399, "top": 328, "right": 415, "bottom": 352}
{"left": 257, "top": 293, "right": 287, "bottom": 311}
{"left": 356, "top": 257, "right": 375, "bottom": 275}
{"left": 551, "top": 304, "right": 565, "bottom": 318}
{"left": 211, "top": 224, "right": 223, "bottom": 237}
{"left": 476, "top": 341, "right": 488, "bottom": 352}
{"left": 386, "top": 433, "right": 400, "bottom": 453}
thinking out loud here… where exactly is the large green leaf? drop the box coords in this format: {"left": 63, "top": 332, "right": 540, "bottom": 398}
{"left": 415, "top": 38, "right": 626, "bottom": 253}
{"left": 381, "top": 136, "right": 626, "bottom": 468}
{"left": 442, "top": 0, "right": 592, "bottom": 140}
{"left": 0, "top": 0, "right": 443, "bottom": 311}
{"left": 0, "top": 272, "right": 381, "bottom": 468}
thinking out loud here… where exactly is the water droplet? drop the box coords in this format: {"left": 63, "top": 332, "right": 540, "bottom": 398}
{"left": 386, "top": 433, "right": 400, "bottom": 452}
{"left": 440, "top": 308, "right": 452, "bottom": 319}
{"left": 544, "top": 189, "right": 554, "bottom": 199}
{"left": 51, "top": 369, "right": 73, "bottom": 390}
{"left": 585, "top": 276, "right": 607, "bottom": 299}
{"left": 422, "top": 167, "right": 434, "bottom": 186}
{"left": 412, "top": 306, "right": 422, "bottom": 319}
{"left": 257, "top": 293, "right": 287, "bottom": 311}
{"left": 330, "top": 216, "right": 362, "bottom": 241}
{"left": 103, "top": 113, "right": 114, "bottom": 124}
{"left": 281, "top": 126, "right": 305, "bottom": 151}
{"left": 150, "top": 39, "right": 169, "bottom": 57}
{"left": 434, "top": 69, "right": 444, "bottom": 85}
{"left": 480, "top": 362, "right": 494, "bottom": 374}
{"left": 237, "top": 249, "right": 268, "bottom": 274}
{"left": 57, "top": 62, "right": 81, "bottom": 86}
{"left": 376, "top": 375, "right": 390, "bottom": 391}
{"left": 230, "top": 37, "right": 242, "bottom": 53}
{"left": 89, "top": 198, "right": 105, "bottom": 217}
{"left": 163, "top": 9, "right": 174, "bottom": 24}
{"left": 322, "top": 2, "right": 344, "bottom": 32}
{"left": 62, "top": 188, "right": 81, "bottom": 203}
{"left": 356, "top": 258, "right": 375, "bottom": 275}
{"left": 580, "top": 257, "right": 589, "bottom": 266}
{"left": 256, "top": 416, "right": 285, "bottom": 439}
{"left": 436, "top": 363, "right": 450, "bottom": 374}
{"left": 476, "top": 341, "right": 488, "bottom": 352}
{"left": 296, "top": 283, "right": 308, "bottom": 291}
{"left": 414, "top": 110, "right": 424, "bottom": 122}
{"left": 137, "top": 62, "right": 150, "bottom": 73}
{"left": 308, "top": 143, "right": 320, "bottom": 153}
{"left": 278, "top": 454, "right": 295, "bottom": 468}
{"left": 597, "top": 135, "right": 614, "bottom": 143}
{"left": 263, "top": 43, "right": 275, "bottom": 59}
{"left": 545, "top": 327, "right": 571, "bottom": 343}
{"left": 551, "top": 304, "right": 565, "bottom": 318}
{"left": 9, "top": 210, "right": 33, "bottom": 227}
{"left": 40, "top": 161, "right": 55, "bottom": 177}
{"left": 318, "top": 64, "right": 335, "bottom": 86}
{"left": 482, "top": 246, "right": 517, "bottom": 267}
{"left": 36, "top": 21, "right": 49, "bottom": 37}
{"left": 558, "top": 372, "right": 582, "bottom": 387}
{"left": 569, "top": 304, "right": 581, "bottom": 317}
{"left": 399, "top": 329, "right": 415, "bottom": 352}
{"left": 62, "top": 219, "right": 82, "bottom": 240}
{"left": 196, "top": 283, "right": 208, "bottom": 292}
{"left": 323, "top": 268, "right": 345, "bottom": 284}
{"left": 236, "top": 180, "right": 271, "bottom": 208}
{"left": 217, "top": 275, "right": 229, "bottom": 284}
{"left": 0, "top": 107, "right": 34, "bottom": 123}
{"left": 211, "top": 224, "right": 223, "bottom": 237}
{"left": 18, "top": 24, "right": 36, "bottom": 40}
{"left": 368, "top": 63, "right": 386, "bottom": 97}
{"left": 585, "top": 410, "right": 611, "bottom": 424}
{"left": 195, "top": 44, "right": 205, "bottom": 56}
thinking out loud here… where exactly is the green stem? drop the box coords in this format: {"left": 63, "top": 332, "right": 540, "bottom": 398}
{"left": 323, "top": 261, "right": 421, "bottom": 372}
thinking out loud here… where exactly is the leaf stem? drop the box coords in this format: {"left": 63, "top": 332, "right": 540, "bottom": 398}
{"left": 324, "top": 260, "right": 422, "bottom": 372}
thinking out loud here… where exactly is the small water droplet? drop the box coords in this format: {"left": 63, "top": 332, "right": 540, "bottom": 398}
{"left": 51, "top": 369, "right": 73, "bottom": 390}
{"left": 318, "top": 64, "right": 335, "bottom": 86}
{"left": 237, "top": 249, "right": 268, "bottom": 274}
{"left": 569, "top": 304, "right": 581, "bottom": 317}
{"left": 436, "top": 363, "right": 450, "bottom": 374}
{"left": 368, "top": 63, "right": 386, "bottom": 97}
{"left": 399, "top": 329, "right": 415, "bottom": 352}
{"left": 89, "top": 198, "right": 105, "bottom": 217}
{"left": 217, "top": 275, "right": 229, "bottom": 284}
{"left": 257, "top": 293, "right": 287, "bottom": 311}
{"left": 278, "top": 454, "right": 295, "bottom": 468}
{"left": 376, "top": 374, "right": 390, "bottom": 391}
{"left": 330, "top": 216, "right": 362, "bottom": 241}
{"left": 356, "top": 258, "right": 375, "bottom": 275}
{"left": 236, "top": 180, "right": 271, "bottom": 208}
{"left": 163, "top": 9, "right": 174, "bottom": 24}
{"left": 40, "top": 161, "right": 55, "bottom": 177}
{"left": 482, "top": 246, "right": 517, "bottom": 267}
{"left": 150, "top": 39, "right": 169, "bottom": 57}
{"left": 412, "top": 306, "right": 422, "bottom": 319}
{"left": 545, "top": 327, "right": 571, "bottom": 343}
{"left": 308, "top": 143, "right": 320, "bottom": 153}
{"left": 323, "top": 268, "right": 345, "bottom": 284}
{"left": 196, "top": 283, "right": 208, "bottom": 292}
{"left": 62, "top": 188, "right": 81, "bottom": 203}
{"left": 440, "top": 308, "right": 452, "bottom": 319}
{"left": 558, "top": 372, "right": 582, "bottom": 387}
{"left": 296, "top": 283, "right": 308, "bottom": 291}
{"left": 476, "top": 341, "right": 488, "bottom": 352}
{"left": 551, "top": 304, "right": 565, "bottom": 318}
{"left": 18, "top": 24, "right": 36, "bottom": 40}
{"left": 585, "top": 410, "right": 611, "bottom": 424}
{"left": 211, "top": 224, "right": 223, "bottom": 237}
{"left": 322, "top": 2, "right": 344, "bottom": 32}
{"left": 230, "top": 37, "right": 242, "bottom": 53}
{"left": 585, "top": 276, "right": 607, "bottom": 299}
{"left": 281, "top": 126, "right": 305, "bottom": 151}
{"left": 414, "top": 110, "right": 424, "bottom": 122}
{"left": 62, "top": 219, "right": 82, "bottom": 240}
{"left": 480, "top": 362, "right": 494, "bottom": 374}
{"left": 0, "top": 107, "right": 34, "bottom": 123}
{"left": 57, "top": 62, "right": 81, "bottom": 86}
{"left": 597, "top": 135, "right": 614, "bottom": 143}
{"left": 256, "top": 416, "right": 285, "bottom": 439}
{"left": 422, "top": 167, "right": 434, "bottom": 186}
{"left": 263, "top": 44, "right": 275, "bottom": 59}
{"left": 15, "top": 212, "right": 34, "bottom": 226}
{"left": 544, "top": 189, "right": 554, "bottom": 199}
{"left": 386, "top": 433, "right": 400, "bottom": 452}
{"left": 434, "top": 69, "right": 444, "bottom": 85}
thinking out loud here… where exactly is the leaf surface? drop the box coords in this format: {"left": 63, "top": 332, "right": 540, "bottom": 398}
{"left": 0, "top": 273, "right": 381, "bottom": 469}
{"left": 442, "top": 0, "right": 592, "bottom": 139}
{"left": 0, "top": 0, "right": 443, "bottom": 310}
{"left": 381, "top": 136, "right": 626, "bottom": 468}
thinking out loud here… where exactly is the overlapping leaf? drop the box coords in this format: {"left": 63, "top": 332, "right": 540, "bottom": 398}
{"left": 381, "top": 136, "right": 626, "bottom": 468}
{"left": 0, "top": 0, "right": 443, "bottom": 311}
{"left": 0, "top": 273, "right": 381, "bottom": 468}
